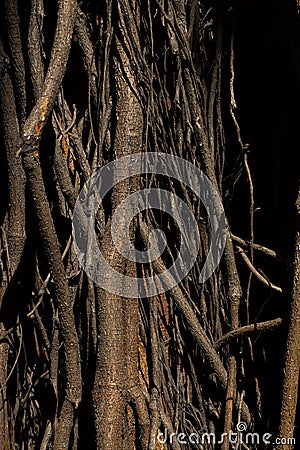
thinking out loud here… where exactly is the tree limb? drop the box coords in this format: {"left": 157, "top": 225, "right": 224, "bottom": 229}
{"left": 20, "top": 0, "right": 81, "bottom": 407}
{"left": 278, "top": 190, "right": 300, "bottom": 449}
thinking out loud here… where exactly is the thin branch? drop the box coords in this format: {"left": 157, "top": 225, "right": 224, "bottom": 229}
{"left": 5, "top": 325, "right": 22, "bottom": 385}
{"left": 229, "top": 12, "right": 243, "bottom": 148}
{"left": 40, "top": 421, "right": 52, "bottom": 450}
{"left": 244, "top": 152, "right": 254, "bottom": 323}
{"left": 28, "top": 0, "right": 45, "bottom": 100}
{"left": 214, "top": 317, "right": 284, "bottom": 350}
{"left": 22, "top": 0, "right": 77, "bottom": 147}
{"left": 4, "top": 0, "right": 26, "bottom": 126}
{"left": 222, "top": 355, "right": 236, "bottom": 450}
{"left": 236, "top": 246, "right": 283, "bottom": 294}
{"left": 231, "top": 234, "right": 278, "bottom": 259}
{"left": 75, "top": 7, "right": 98, "bottom": 108}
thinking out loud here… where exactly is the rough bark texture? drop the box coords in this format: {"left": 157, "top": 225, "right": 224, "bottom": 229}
{"left": 277, "top": 191, "right": 300, "bottom": 449}
{"left": 92, "top": 17, "right": 144, "bottom": 446}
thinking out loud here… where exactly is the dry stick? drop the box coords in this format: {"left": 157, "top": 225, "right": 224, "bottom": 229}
{"left": 214, "top": 317, "right": 284, "bottom": 351}
{"left": 231, "top": 234, "right": 277, "bottom": 260}
{"left": 244, "top": 153, "right": 254, "bottom": 324}
{"left": 0, "top": 341, "right": 9, "bottom": 450}
{"left": 0, "top": 41, "right": 26, "bottom": 450}
{"left": 28, "top": 0, "right": 45, "bottom": 101}
{"left": 30, "top": 306, "right": 51, "bottom": 352}
{"left": 75, "top": 9, "right": 98, "bottom": 149}
{"left": 196, "top": 14, "right": 246, "bottom": 446}
{"left": 55, "top": 100, "right": 99, "bottom": 236}
{"left": 277, "top": 190, "right": 300, "bottom": 450}
{"left": 236, "top": 246, "right": 283, "bottom": 294}
{"left": 207, "top": 0, "right": 222, "bottom": 162}
{"left": 53, "top": 102, "right": 105, "bottom": 238}
{"left": 148, "top": 299, "right": 162, "bottom": 449}
{"left": 5, "top": 324, "right": 22, "bottom": 385}
{"left": 97, "top": 0, "right": 113, "bottom": 164}
{"left": 222, "top": 236, "right": 242, "bottom": 450}
{"left": 40, "top": 421, "right": 52, "bottom": 450}
{"left": 229, "top": 21, "right": 242, "bottom": 148}
{"left": 21, "top": 0, "right": 77, "bottom": 143}
{"left": 75, "top": 7, "right": 98, "bottom": 108}
{"left": 223, "top": 355, "right": 237, "bottom": 449}
{"left": 187, "top": 354, "right": 208, "bottom": 431}
{"left": 4, "top": 0, "right": 26, "bottom": 126}
{"left": 221, "top": 21, "right": 243, "bottom": 450}
{"left": 52, "top": 124, "right": 77, "bottom": 210}
{"left": 20, "top": 0, "right": 81, "bottom": 409}
{"left": 63, "top": 106, "right": 92, "bottom": 181}
{"left": 243, "top": 153, "right": 263, "bottom": 420}
{"left": 0, "top": 41, "right": 26, "bottom": 280}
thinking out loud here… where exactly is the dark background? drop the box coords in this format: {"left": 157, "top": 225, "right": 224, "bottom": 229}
{"left": 230, "top": 0, "right": 299, "bottom": 441}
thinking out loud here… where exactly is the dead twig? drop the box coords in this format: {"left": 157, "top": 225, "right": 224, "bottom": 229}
{"left": 236, "top": 246, "right": 283, "bottom": 294}
{"left": 231, "top": 234, "right": 278, "bottom": 260}
{"left": 214, "top": 317, "right": 284, "bottom": 350}
{"left": 244, "top": 152, "right": 254, "bottom": 323}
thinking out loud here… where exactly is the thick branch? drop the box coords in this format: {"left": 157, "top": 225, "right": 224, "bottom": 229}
{"left": 0, "top": 40, "right": 25, "bottom": 275}
{"left": 22, "top": 0, "right": 77, "bottom": 144}
{"left": 278, "top": 191, "right": 300, "bottom": 449}
{"left": 20, "top": 0, "right": 81, "bottom": 407}
{"left": 4, "top": 0, "right": 26, "bottom": 126}
{"left": 28, "top": 0, "right": 45, "bottom": 100}
{"left": 214, "top": 317, "right": 284, "bottom": 350}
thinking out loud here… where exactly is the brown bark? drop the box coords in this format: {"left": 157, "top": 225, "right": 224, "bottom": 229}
{"left": 92, "top": 12, "right": 144, "bottom": 447}
{"left": 0, "top": 40, "right": 25, "bottom": 282}
{"left": 3, "top": 0, "right": 26, "bottom": 126}
{"left": 20, "top": 0, "right": 81, "bottom": 409}
{"left": 0, "top": 39, "right": 25, "bottom": 450}
{"left": 277, "top": 191, "right": 300, "bottom": 449}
